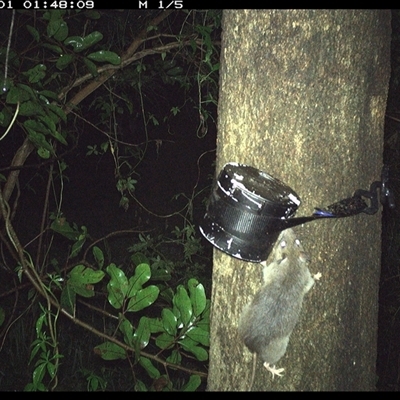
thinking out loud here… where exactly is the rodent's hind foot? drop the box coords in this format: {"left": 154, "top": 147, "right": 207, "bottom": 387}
{"left": 263, "top": 362, "right": 284, "bottom": 379}
{"left": 313, "top": 271, "right": 322, "bottom": 280}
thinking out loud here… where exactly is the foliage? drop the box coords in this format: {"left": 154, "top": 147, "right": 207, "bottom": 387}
{"left": 128, "top": 222, "right": 209, "bottom": 285}
{"left": 0, "top": 9, "right": 219, "bottom": 391}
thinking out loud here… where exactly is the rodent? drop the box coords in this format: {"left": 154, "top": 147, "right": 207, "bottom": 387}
{"left": 238, "top": 228, "right": 316, "bottom": 385}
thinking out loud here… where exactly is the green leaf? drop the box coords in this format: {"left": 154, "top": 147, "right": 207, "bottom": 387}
{"left": 196, "top": 301, "right": 210, "bottom": 333}
{"left": 130, "top": 252, "right": 149, "bottom": 267}
{"left": 127, "top": 263, "right": 151, "bottom": 298}
{"left": 38, "top": 115, "right": 56, "bottom": 134}
{"left": 182, "top": 375, "right": 201, "bottom": 391}
{"left": 29, "top": 341, "right": 43, "bottom": 364}
{"left": 160, "top": 286, "right": 174, "bottom": 304}
{"left": 39, "top": 90, "right": 59, "bottom": 101}
{"left": 167, "top": 66, "right": 183, "bottom": 76}
{"left": 211, "top": 62, "right": 220, "bottom": 72}
{"left": 119, "top": 316, "right": 134, "bottom": 347}
{"left": 166, "top": 349, "right": 181, "bottom": 365}
{"left": 70, "top": 229, "right": 87, "bottom": 258}
{"left": 60, "top": 284, "right": 75, "bottom": 315}
{"left": 147, "top": 317, "right": 164, "bottom": 333}
{"left": 161, "top": 308, "right": 177, "bottom": 336}
{"left": 127, "top": 285, "right": 159, "bottom": 312}
{"left": 46, "top": 103, "right": 67, "bottom": 123}
{"left": 139, "top": 357, "right": 160, "bottom": 379}
{"left": 170, "top": 106, "right": 180, "bottom": 116}
{"left": 42, "top": 43, "right": 63, "bottom": 54}
{"left": 51, "top": 130, "right": 67, "bottom": 146}
{"left": 150, "top": 268, "right": 171, "bottom": 281}
{"left": 68, "top": 264, "right": 105, "bottom": 297}
{"left": 106, "top": 264, "right": 128, "bottom": 309}
{"left": 41, "top": 120, "right": 67, "bottom": 145}
{"left": 87, "top": 50, "right": 121, "bottom": 65}
{"left": 100, "top": 142, "right": 109, "bottom": 152}
{"left": 54, "top": 20, "right": 68, "bottom": 41}
{"left": 94, "top": 342, "right": 126, "bottom": 360}
{"left": 173, "top": 285, "right": 192, "bottom": 326}
{"left": 18, "top": 86, "right": 39, "bottom": 103}
{"left": 25, "top": 382, "right": 46, "bottom": 391}
{"left": 6, "top": 86, "right": 31, "bottom": 104}
{"left": 93, "top": 246, "right": 104, "bottom": 269}
{"left": 32, "top": 363, "right": 46, "bottom": 387}
{"left": 56, "top": 54, "right": 74, "bottom": 70}
{"left": 186, "top": 327, "right": 209, "bottom": 346}
{"left": 68, "top": 279, "right": 93, "bottom": 298}
{"left": 19, "top": 101, "right": 45, "bottom": 117}
{"left": 155, "top": 332, "right": 174, "bottom": 350}
{"left": 27, "top": 132, "right": 53, "bottom": 153}
{"left": 46, "top": 361, "right": 56, "bottom": 379}
{"left": 24, "top": 119, "right": 49, "bottom": 136}
{"left": 50, "top": 217, "right": 80, "bottom": 240}
{"left": 37, "top": 147, "right": 50, "bottom": 159}
{"left": 134, "top": 380, "right": 147, "bottom": 392}
{"left": 134, "top": 316, "right": 151, "bottom": 358}
{"left": 70, "top": 264, "right": 104, "bottom": 285}
{"left": 179, "top": 337, "right": 208, "bottom": 361}
{"left": 35, "top": 312, "right": 46, "bottom": 336}
{"left": 64, "top": 31, "right": 103, "bottom": 52}
{"left": 26, "top": 25, "right": 40, "bottom": 42}
{"left": 150, "top": 260, "right": 172, "bottom": 281}
{"left": 63, "top": 36, "right": 83, "bottom": 50}
{"left": 84, "top": 10, "right": 101, "bottom": 19}
{"left": 188, "top": 279, "right": 206, "bottom": 317}
{"left": 38, "top": 94, "right": 50, "bottom": 105}
{"left": 83, "top": 57, "right": 98, "bottom": 77}
{"left": 47, "top": 15, "right": 68, "bottom": 41}
{"left": 23, "top": 64, "right": 46, "bottom": 83}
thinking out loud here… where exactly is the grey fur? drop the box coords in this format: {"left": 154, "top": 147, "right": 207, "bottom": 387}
{"left": 238, "top": 228, "right": 314, "bottom": 370}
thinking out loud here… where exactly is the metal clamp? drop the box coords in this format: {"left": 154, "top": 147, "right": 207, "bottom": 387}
{"left": 314, "top": 165, "right": 395, "bottom": 218}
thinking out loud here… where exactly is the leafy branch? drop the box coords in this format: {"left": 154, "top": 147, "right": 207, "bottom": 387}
{"left": 0, "top": 9, "right": 219, "bottom": 390}
{"left": 0, "top": 186, "right": 208, "bottom": 388}
{"left": 1, "top": 11, "right": 174, "bottom": 212}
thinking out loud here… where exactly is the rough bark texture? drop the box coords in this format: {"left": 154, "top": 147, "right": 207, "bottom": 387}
{"left": 207, "top": 10, "right": 391, "bottom": 391}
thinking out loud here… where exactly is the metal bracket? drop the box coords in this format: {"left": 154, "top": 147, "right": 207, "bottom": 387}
{"left": 313, "top": 165, "right": 395, "bottom": 218}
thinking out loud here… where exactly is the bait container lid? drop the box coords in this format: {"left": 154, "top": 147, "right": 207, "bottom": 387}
{"left": 199, "top": 162, "right": 301, "bottom": 262}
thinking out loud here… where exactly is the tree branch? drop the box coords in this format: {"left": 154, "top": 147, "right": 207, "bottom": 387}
{"left": 62, "top": 10, "right": 174, "bottom": 114}
{"left": 0, "top": 184, "right": 208, "bottom": 379}
{"left": 1, "top": 10, "right": 174, "bottom": 213}
{"left": 64, "top": 38, "right": 202, "bottom": 94}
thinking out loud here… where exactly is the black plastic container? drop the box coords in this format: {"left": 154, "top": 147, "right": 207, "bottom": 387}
{"left": 199, "top": 162, "right": 301, "bottom": 262}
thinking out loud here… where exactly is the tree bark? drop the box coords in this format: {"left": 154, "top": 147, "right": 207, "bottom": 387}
{"left": 207, "top": 10, "right": 390, "bottom": 391}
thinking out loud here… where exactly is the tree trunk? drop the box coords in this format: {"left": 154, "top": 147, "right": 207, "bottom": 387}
{"left": 207, "top": 10, "right": 391, "bottom": 391}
